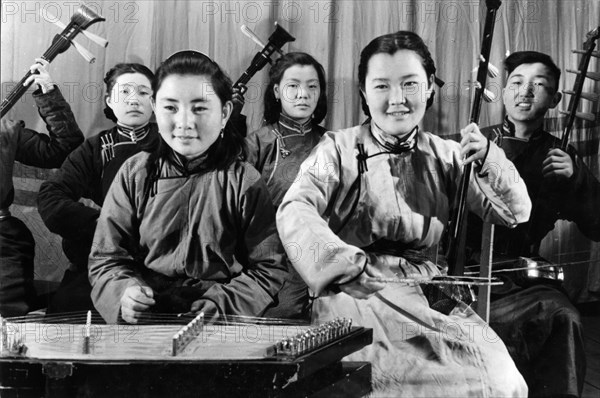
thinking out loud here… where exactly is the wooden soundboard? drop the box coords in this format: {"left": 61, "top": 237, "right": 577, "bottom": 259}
{"left": 0, "top": 315, "right": 373, "bottom": 397}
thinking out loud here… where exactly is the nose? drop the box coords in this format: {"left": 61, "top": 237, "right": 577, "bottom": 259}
{"left": 522, "top": 83, "right": 535, "bottom": 97}
{"left": 297, "top": 85, "right": 309, "bottom": 99}
{"left": 389, "top": 85, "right": 406, "bottom": 105}
{"left": 126, "top": 92, "right": 140, "bottom": 105}
{"left": 175, "top": 109, "right": 194, "bottom": 130}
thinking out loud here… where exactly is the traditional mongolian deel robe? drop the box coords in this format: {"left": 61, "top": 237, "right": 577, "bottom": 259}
{"left": 89, "top": 147, "right": 288, "bottom": 324}
{"left": 277, "top": 122, "right": 531, "bottom": 396}
{"left": 38, "top": 123, "right": 158, "bottom": 313}
{"left": 0, "top": 88, "right": 83, "bottom": 316}
{"left": 245, "top": 114, "right": 325, "bottom": 319}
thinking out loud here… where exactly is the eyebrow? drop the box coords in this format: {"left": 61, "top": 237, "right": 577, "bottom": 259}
{"left": 283, "top": 78, "right": 319, "bottom": 83}
{"left": 370, "top": 74, "right": 420, "bottom": 81}
{"left": 509, "top": 74, "right": 550, "bottom": 80}
{"left": 158, "top": 97, "right": 209, "bottom": 103}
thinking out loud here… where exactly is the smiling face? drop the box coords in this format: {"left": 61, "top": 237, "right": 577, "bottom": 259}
{"left": 274, "top": 65, "right": 320, "bottom": 124}
{"left": 153, "top": 74, "right": 232, "bottom": 159}
{"left": 362, "top": 50, "right": 433, "bottom": 137}
{"left": 105, "top": 73, "right": 153, "bottom": 127}
{"left": 503, "top": 62, "right": 561, "bottom": 127}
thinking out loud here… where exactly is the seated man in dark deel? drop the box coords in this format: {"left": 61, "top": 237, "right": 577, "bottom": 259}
{"left": 466, "top": 51, "right": 600, "bottom": 398}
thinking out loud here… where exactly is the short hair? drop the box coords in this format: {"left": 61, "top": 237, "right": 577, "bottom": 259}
{"left": 504, "top": 51, "right": 561, "bottom": 91}
{"left": 358, "top": 31, "right": 436, "bottom": 117}
{"left": 103, "top": 63, "right": 154, "bottom": 122}
{"left": 263, "top": 52, "right": 328, "bottom": 125}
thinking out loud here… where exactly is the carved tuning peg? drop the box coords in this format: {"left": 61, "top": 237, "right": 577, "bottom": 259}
{"left": 566, "top": 69, "right": 600, "bottom": 81}
{"left": 558, "top": 109, "right": 596, "bottom": 122}
{"left": 573, "top": 49, "right": 599, "bottom": 58}
{"left": 562, "top": 90, "right": 599, "bottom": 102}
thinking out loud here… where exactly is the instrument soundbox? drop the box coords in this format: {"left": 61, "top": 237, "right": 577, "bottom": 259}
{"left": 0, "top": 313, "right": 372, "bottom": 397}
{"left": 0, "top": 3, "right": 106, "bottom": 118}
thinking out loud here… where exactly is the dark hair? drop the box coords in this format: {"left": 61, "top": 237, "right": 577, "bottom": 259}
{"left": 263, "top": 52, "right": 328, "bottom": 125}
{"left": 358, "top": 31, "right": 436, "bottom": 117}
{"left": 504, "top": 51, "right": 561, "bottom": 91}
{"left": 103, "top": 63, "right": 154, "bottom": 122}
{"left": 144, "top": 50, "right": 245, "bottom": 199}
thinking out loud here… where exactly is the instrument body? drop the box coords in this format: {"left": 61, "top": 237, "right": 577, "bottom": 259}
{"left": 0, "top": 317, "right": 372, "bottom": 397}
{"left": 0, "top": 4, "right": 105, "bottom": 117}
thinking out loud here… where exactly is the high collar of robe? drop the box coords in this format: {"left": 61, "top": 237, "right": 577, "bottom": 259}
{"left": 370, "top": 122, "right": 418, "bottom": 154}
{"left": 167, "top": 145, "right": 213, "bottom": 175}
{"left": 116, "top": 121, "right": 151, "bottom": 142}
{"left": 501, "top": 116, "right": 544, "bottom": 142}
{"left": 278, "top": 113, "right": 313, "bottom": 136}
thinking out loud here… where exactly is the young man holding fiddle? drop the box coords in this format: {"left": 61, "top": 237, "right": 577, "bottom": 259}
{"left": 467, "top": 51, "right": 600, "bottom": 398}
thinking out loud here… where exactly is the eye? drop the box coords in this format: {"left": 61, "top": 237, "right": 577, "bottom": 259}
{"left": 120, "top": 87, "right": 131, "bottom": 95}
{"left": 404, "top": 81, "right": 418, "bottom": 88}
{"left": 374, "top": 84, "right": 388, "bottom": 90}
{"left": 162, "top": 105, "right": 177, "bottom": 112}
{"left": 139, "top": 90, "right": 151, "bottom": 96}
{"left": 309, "top": 84, "right": 318, "bottom": 90}
{"left": 192, "top": 106, "right": 207, "bottom": 113}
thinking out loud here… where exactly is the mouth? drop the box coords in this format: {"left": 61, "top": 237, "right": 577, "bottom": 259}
{"left": 387, "top": 110, "right": 410, "bottom": 117}
{"left": 295, "top": 104, "right": 310, "bottom": 108}
{"left": 173, "top": 135, "right": 197, "bottom": 141}
{"left": 127, "top": 110, "right": 143, "bottom": 115}
{"left": 516, "top": 102, "right": 533, "bottom": 110}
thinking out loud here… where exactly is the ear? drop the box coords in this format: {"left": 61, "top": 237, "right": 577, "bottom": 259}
{"left": 150, "top": 97, "right": 156, "bottom": 112}
{"left": 221, "top": 100, "right": 233, "bottom": 128}
{"left": 549, "top": 91, "right": 562, "bottom": 109}
{"left": 105, "top": 95, "right": 113, "bottom": 109}
{"left": 273, "top": 84, "right": 280, "bottom": 100}
{"left": 425, "top": 75, "right": 435, "bottom": 99}
{"left": 360, "top": 87, "right": 368, "bottom": 106}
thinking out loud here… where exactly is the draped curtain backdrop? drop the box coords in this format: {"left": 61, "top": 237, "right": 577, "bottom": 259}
{"left": 1, "top": 0, "right": 599, "bottom": 302}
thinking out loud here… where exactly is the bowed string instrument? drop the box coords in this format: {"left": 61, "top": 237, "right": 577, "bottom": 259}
{"left": 559, "top": 26, "right": 599, "bottom": 149}
{"left": 1, "top": 3, "right": 107, "bottom": 118}
{"left": 446, "top": 0, "right": 503, "bottom": 280}
{"left": 234, "top": 22, "right": 296, "bottom": 96}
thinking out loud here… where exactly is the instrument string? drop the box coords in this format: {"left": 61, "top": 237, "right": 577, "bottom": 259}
{"left": 3, "top": 311, "right": 311, "bottom": 326}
